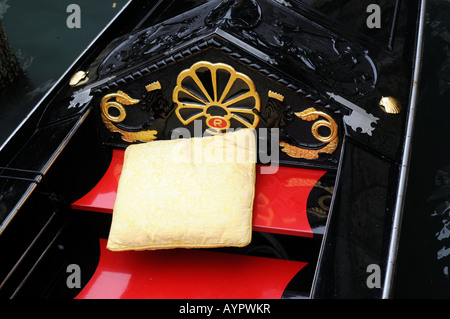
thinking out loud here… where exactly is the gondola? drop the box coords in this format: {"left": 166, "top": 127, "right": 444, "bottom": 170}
{"left": 0, "top": 0, "right": 426, "bottom": 299}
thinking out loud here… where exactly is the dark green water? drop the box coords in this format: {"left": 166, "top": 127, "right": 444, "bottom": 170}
{"left": 0, "top": 0, "right": 448, "bottom": 298}
{"left": 0, "top": 0, "right": 128, "bottom": 145}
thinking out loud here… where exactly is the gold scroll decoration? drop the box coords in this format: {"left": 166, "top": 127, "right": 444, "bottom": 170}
{"left": 280, "top": 107, "right": 338, "bottom": 159}
{"left": 173, "top": 61, "right": 261, "bottom": 134}
{"left": 100, "top": 90, "right": 158, "bottom": 142}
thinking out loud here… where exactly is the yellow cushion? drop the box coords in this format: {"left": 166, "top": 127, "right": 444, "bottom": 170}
{"left": 107, "top": 129, "right": 257, "bottom": 251}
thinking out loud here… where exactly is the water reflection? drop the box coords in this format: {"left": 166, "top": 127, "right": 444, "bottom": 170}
{"left": 0, "top": 76, "right": 52, "bottom": 147}
{"left": 0, "top": 0, "right": 127, "bottom": 146}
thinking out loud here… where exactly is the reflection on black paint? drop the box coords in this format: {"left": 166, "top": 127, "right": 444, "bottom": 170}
{"left": 394, "top": 0, "right": 450, "bottom": 298}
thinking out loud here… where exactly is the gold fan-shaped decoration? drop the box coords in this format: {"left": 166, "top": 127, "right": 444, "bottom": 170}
{"left": 173, "top": 61, "right": 261, "bottom": 133}
{"left": 379, "top": 96, "right": 401, "bottom": 114}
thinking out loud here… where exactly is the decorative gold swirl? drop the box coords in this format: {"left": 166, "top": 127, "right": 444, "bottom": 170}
{"left": 280, "top": 107, "right": 338, "bottom": 159}
{"left": 100, "top": 91, "right": 158, "bottom": 143}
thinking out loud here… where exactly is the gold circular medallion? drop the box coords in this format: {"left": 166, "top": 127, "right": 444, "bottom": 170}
{"left": 173, "top": 61, "right": 260, "bottom": 133}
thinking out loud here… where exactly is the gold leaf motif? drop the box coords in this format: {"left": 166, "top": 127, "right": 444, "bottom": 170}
{"left": 101, "top": 113, "right": 157, "bottom": 143}
{"left": 121, "top": 130, "right": 158, "bottom": 143}
{"left": 145, "top": 81, "right": 162, "bottom": 92}
{"left": 100, "top": 91, "right": 157, "bottom": 143}
{"left": 295, "top": 108, "right": 320, "bottom": 122}
{"left": 280, "top": 107, "right": 339, "bottom": 160}
{"left": 268, "top": 91, "right": 284, "bottom": 102}
{"left": 115, "top": 91, "right": 140, "bottom": 105}
{"left": 280, "top": 142, "right": 320, "bottom": 159}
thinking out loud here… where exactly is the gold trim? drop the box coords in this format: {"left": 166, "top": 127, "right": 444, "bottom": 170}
{"left": 145, "top": 81, "right": 162, "bottom": 92}
{"left": 280, "top": 108, "right": 339, "bottom": 159}
{"left": 268, "top": 91, "right": 284, "bottom": 102}
{"left": 100, "top": 91, "right": 158, "bottom": 143}
{"left": 173, "top": 61, "right": 260, "bottom": 132}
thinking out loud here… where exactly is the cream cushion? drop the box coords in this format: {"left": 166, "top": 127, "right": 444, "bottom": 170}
{"left": 107, "top": 129, "right": 257, "bottom": 251}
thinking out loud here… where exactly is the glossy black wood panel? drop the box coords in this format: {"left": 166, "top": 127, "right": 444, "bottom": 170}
{"left": 311, "top": 139, "right": 399, "bottom": 298}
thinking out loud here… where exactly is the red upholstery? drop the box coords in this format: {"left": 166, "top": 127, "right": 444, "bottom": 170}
{"left": 72, "top": 149, "right": 327, "bottom": 237}
{"left": 76, "top": 239, "right": 308, "bottom": 299}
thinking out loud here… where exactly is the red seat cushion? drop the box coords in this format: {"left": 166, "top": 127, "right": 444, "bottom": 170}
{"left": 72, "top": 149, "right": 326, "bottom": 237}
{"left": 76, "top": 239, "right": 308, "bottom": 299}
